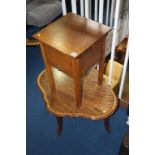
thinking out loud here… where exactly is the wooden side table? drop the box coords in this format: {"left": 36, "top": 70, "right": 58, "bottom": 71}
{"left": 34, "top": 13, "right": 111, "bottom": 107}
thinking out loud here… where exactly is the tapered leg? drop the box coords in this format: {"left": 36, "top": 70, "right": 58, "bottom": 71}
{"left": 73, "top": 59, "right": 83, "bottom": 107}
{"left": 74, "top": 77, "right": 83, "bottom": 107}
{"left": 56, "top": 116, "right": 63, "bottom": 135}
{"left": 98, "top": 55, "right": 105, "bottom": 85}
{"left": 40, "top": 43, "right": 56, "bottom": 101}
{"left": 98, "top": 37, "right": 106, "bottom": 85}
{"left": 104, "top": 117, "right": 111, "bottom": 133}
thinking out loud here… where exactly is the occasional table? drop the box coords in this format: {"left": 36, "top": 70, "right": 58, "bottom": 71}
{"left": 37, "top": 67, "right": 118, "bottom": 134}
{"left": 34, "top": 13, "right": 111, "bottom": 107}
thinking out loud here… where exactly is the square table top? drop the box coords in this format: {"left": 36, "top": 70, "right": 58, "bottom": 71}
{"left": 34, "top": 13, "right": 111, "bottom": 58}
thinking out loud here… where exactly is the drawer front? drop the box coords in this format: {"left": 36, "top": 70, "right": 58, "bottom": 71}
{"left": 43, "top": 44, "right": 73, "bottom": 77}
{"left": 78, "top": 40, "right": 102, "bottom": 76}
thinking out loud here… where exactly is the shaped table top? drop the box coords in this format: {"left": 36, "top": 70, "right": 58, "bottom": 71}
{"left": 37, "top": 67, "right": 118, "bottom": 120}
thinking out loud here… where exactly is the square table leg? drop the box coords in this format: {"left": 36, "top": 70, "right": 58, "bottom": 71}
{"left": 40, "top": 42, "right": 56, "bottom": 101}
{"left": 73, "top": 59, "right": 83, "bottom": 107}
{"left": 98, "top": 37, "right": 106, "bottom": 85}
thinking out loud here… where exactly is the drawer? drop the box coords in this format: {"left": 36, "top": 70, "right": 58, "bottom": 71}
{"left": 43, "top": 44, "right": 73, "bottom": 77}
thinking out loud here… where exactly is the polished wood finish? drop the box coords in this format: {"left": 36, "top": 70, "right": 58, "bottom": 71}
{"left": 40, "top": 42, "right": 56, "bottom": 101}
{"left": 98, "top": 37, "right": 106, "bottom": 85}
{"left": 37, "top": 67, "right": 118, "bottom": 120}
{"left": 34, "top": 13, "right": 111, "bottom": 57}
{"left": 34, "top": 13, "right": 111, "bottom": 107}
{"left": 73, "top": 58, "right": 83, "bottom": 107}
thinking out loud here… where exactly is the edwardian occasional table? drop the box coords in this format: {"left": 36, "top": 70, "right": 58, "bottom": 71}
{"left": 37, "top": 67, "right": 118, "bottom": 135}
{"left": 34, "top": 13, "right": 111, "bottom": 107}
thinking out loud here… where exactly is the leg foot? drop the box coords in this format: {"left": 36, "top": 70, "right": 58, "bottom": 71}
{"left": 104, "top": 117, "right": 111, "bottom": 133}
{"left": 56, "top": 116, "right": 63, "bottom": 135}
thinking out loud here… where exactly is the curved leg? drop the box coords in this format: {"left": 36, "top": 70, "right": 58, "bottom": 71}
{"left": 56, "top": 116, "right": 63, "bottom": 135}
{"left": 104, "top": 117, "right": 111, "bottom": 133}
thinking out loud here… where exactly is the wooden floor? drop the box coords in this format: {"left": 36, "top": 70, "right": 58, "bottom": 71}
{"left": 37, "top": 67, "right": 118, "bottom": 120}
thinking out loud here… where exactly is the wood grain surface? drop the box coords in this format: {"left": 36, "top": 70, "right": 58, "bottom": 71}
{"left": 33, "top": 12, "right": 111, "bottom": 58}
{"left": 37, "top": 67, "right": 118, "bottom": 120}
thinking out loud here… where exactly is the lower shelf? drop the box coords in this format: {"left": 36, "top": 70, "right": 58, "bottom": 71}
{"left": 37, "top": 67, "right": 118, "bottom": 120}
